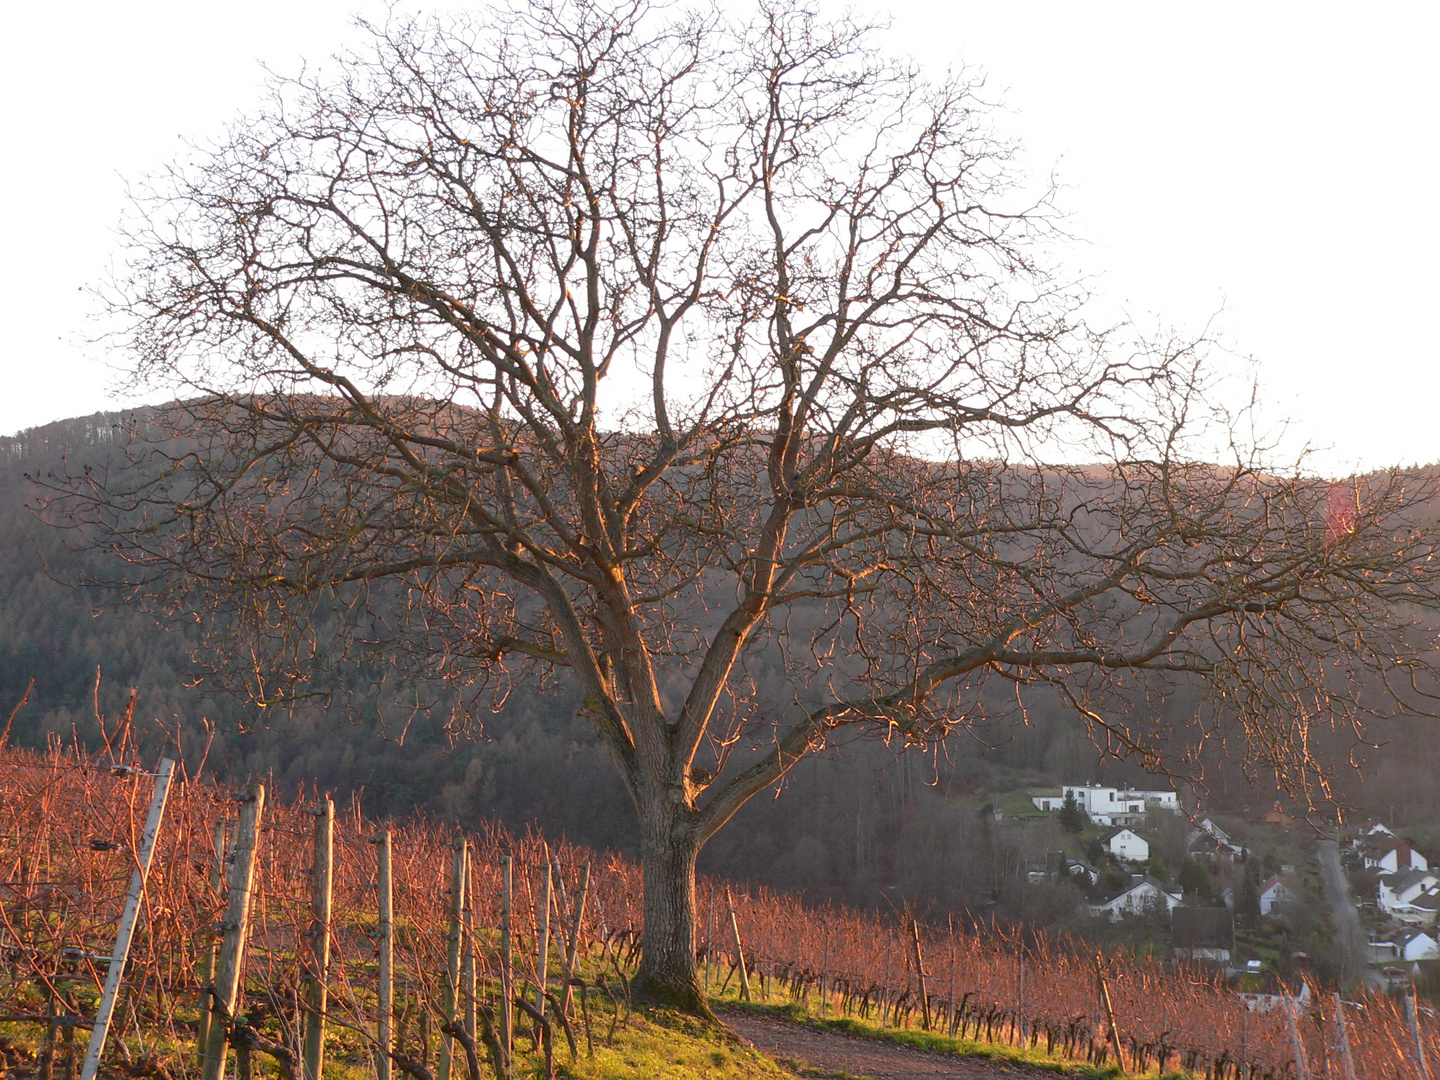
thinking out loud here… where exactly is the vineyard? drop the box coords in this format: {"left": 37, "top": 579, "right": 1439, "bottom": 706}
{"left": 0, "top": 741, "right": 1435, "bottom": 1080}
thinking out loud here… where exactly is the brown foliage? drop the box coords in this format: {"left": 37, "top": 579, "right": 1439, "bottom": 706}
{"left": 0, "top": 743, "right": 1432, "bottom": 1078}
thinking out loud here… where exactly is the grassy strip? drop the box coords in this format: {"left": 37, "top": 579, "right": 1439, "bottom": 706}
{"left": 718, "top": 998, "right": 1197, "bottom": 1080}
{"left": 532, "top": 1006, "right": 799, "bottom": 1080}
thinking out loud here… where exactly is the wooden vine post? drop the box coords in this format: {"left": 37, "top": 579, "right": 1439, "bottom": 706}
{"left": 196, "top": 819, "right": 228, "bottom": 1064}
{"left": 1408, "top": 994, "right": 1432, "bottom": 1080}
{"left": 200, "top": 784, "right": 266, "bottom": 1080}
{"left": 1284, "top": 991, "right": 1310, "bottom": 1080}
{"left": 1328, "top": 993, "right": 1354, "bottom": 1080}
{"left": 462, "top": 852, "right": 477, "bottom": 1041}
{"left": 726, "top": 887, "right": 751, "bottom": 1002}
{"left": 1094, "top": 951, "right": 1125, "bottom": 1072}
{"left": 438, "top": 836, "right": 468, "bottom": 1080}
{"left": 535, "top": 861, "right": 552, "bottom": 1018}
{"left": 374, "top": 831, "right": 393, "bottom": 1080}
{"left": 819, "top": 932, "right": 829, "bottom": 1018}
{"left": 39, "top": 986, "right": 57, "bottom": 1080}
{"left": 1017, "top": 953, "right": 1026, "bottom": 1045}
{"left": 499, "top": 855, "right": 513, "bottom": 1064}
{"left": 947, "top": 916, "right": 957, "bottom": 1038}
{"left": 78, "top": 758, "right": 176, "bottom": 1080}
{"left": 909, "top": 919, "right": 931, "bottom": 1031}
{"left": 560, "top": 862, "right": 590, "bottom": 1017}
{"left": 301, "top": 798, "right": 334, "bottom": 1080}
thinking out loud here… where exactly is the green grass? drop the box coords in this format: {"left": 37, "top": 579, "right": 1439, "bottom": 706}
{"left": 994, "top": 791, "right": 1049, "bottom": 818}
{"left": 540, "top": 1007, "right": 798, "bottom": 1080}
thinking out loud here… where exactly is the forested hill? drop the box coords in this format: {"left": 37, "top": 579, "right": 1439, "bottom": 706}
{"left": 4, "top": 412, "right": 1440, "bottom": 918}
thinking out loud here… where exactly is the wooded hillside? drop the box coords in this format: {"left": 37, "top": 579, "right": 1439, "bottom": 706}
{"left": 5, "top": 412, "right": 1440, "bottom": 923}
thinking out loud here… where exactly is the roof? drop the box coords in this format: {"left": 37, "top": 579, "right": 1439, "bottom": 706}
{"left": 1364, "top": 836, "right": 1411, "bottom": 857}
{"left": 1097, "top": 874, "right": 1178, "bottom": 905}
{"left": 1101, "top": 826, "right": 1144, "bottom": 842}
{"left": 1254, "top": 801, "right": 1298, "bottom": 824}
{"left": 1197, "top": 817, "right": 1231, "bottom": 841}
{"left": 1259, "top": 876, "right": 1291, "bottom": 896}
{"left": 1400, "top": 930, "right": 1437, "bottom": 947}
{"left": 1384, "top": 869, "right": 1437, "bottom": 893}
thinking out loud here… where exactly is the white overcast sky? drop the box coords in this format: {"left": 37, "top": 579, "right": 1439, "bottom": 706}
{"left": 2, "top": 1, "right": 1435, "bottom": 475}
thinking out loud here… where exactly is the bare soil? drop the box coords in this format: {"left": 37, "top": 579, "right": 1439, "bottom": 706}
{"left": 722, "top": 1010, "right": 1062, "bottom": 1080}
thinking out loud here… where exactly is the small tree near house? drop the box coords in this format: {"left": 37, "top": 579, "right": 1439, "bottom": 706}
{"left": 1058, "top": 792, "right": 1088, "bottom": 834}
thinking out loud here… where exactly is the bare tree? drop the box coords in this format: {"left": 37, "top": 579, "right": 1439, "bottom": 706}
{"left": 47, "top": 0, "right": 1440, "bottom": 1007}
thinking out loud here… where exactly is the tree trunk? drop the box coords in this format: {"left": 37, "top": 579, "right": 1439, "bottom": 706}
{"left": 634, "top": 801, "right": 703, "bottom": 1011}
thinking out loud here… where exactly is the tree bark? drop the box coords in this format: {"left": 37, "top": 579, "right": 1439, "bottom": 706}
{"left": 633, "top": 801, "right": 702, "bottom": 1010}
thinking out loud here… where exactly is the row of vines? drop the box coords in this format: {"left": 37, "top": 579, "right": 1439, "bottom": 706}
{"left": 0, "top": 741, "right": 1434, "bottom": 1079}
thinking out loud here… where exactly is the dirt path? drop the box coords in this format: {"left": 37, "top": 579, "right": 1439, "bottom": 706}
{"left": 723, "top": 1011, "right": 1058, "bottom": 1080}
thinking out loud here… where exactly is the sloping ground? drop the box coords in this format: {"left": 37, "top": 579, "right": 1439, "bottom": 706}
{"left": 725, "top": 1010, "right": 1114, "bottom": 1080}
{"left": 1315, "top": 838, "right": 1368, "bottom": 983}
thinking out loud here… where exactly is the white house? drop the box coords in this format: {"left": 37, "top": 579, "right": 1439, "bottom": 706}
{"left": 1196, "top": 817, "right": 1232, "bottom": 843}
{"left": 1089, "top": 876, "right": 1183, "bottom": 922}
{"left": 1379, "top": 869, "right": 1440, "bottom": 911}
{"left": 1188, "top": 818, "right": 1246, "bottom": 860}
{"left": 1061, "top": 856, "right": 1100, "bottom": 885}
{"left": 1031, "top": 788, "right": 1065, "bottom": 812}
{"left": 1258, "top": 876, "right": 1296, "bottom": 916}
{"left": 1241, "top": 981, "right": 1312, "bottom": 1014}
{"left": 1101, "top": 827, "right": 1150, "bottom": 863}
{"left": 1351, "top": 821, "right": 1396, "bottom": 848}
{"left": 1399, "top": 930, "right": 1440, "bottom": 961}
{"left": 1362, "top": 836, "right": 1429, "bottom": 874}
{"left": 1031, "top": 783, "right": 1179, "bottom": 826}
{"left": 1379, "top": 870, "right": 1440, "bottom": 925}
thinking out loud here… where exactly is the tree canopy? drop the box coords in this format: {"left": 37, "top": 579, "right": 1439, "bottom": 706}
{"left": 47, "top": 0, "right": 1440, "bottom": 1005}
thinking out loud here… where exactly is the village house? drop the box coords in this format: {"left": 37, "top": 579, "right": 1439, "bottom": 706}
{"left": 1030, "top": 788, "right": 1063, "bottom": 812}
{"left": 1089, "top": 875, "right": 1183, "bottom": 922}
{"left": 1188, "top": 818, "right": 1246, "bottom": 860}
{"left": 1351, "top": 821, "right": 1395, "bottom": 845}
{"left": 1398, "top": 930, "right": 1440, "bottom": 962}
{"left": 1362, "top": 836, "right": 1429, "bottom": 874}
{"left": 1189, "top": 833, "right": 1243, "bottom": 864}
{"left": 1258, "top": 876, "right": 1296, "bottom": 917}
{"left": 1195, "top": 817, "right": 1232, "bottom": 843}
{"left": 1240, "top": 979, "right": 1312, "bottom": 1014}
{"left": 1379, "top": 869, "right": 1440, "bottom": 924}
{"left": 1030, "top": 783, "right": 1179, "bottom": 826}
{"left": 1253, "top": 802, "right": 1298, "bottom": 829}
{"left": 1100, "top": 827, "right": 1150, "bottom": 863}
